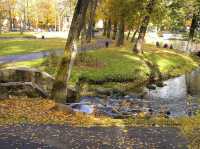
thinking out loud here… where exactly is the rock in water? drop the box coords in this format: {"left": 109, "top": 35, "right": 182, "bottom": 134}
{"left": 146, "top": 84, "right": 156, "bottom": 90}
{"left": 96, "top": 88, "right": 112, "bottom": 96}
{"left": 156, "top": 82, "right": 165, "bottom": 87}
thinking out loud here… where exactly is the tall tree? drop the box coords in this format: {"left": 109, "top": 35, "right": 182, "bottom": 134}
{"left": 106, "top": 18, "right": 111, "bottom": 38}
{"left": 116, "top": 18, "right": 124, "bottom": 46}
{"left": 133, "top": 0, "right": 156, "bottom": 53}
{"left": 187, "top": 12, "right": 200, "bottom": 52}
{"left": 86, "top": 0, "right": 98, "bottom": 42}
{"left": 16, "top": 0, "right": 28, "bottom": 34}
{"left": 112, "top": 21, "right": 117, "bottom": 40}
{"left": 51, "top": 0, "right": 90, "bottom": 101}
{"left": 186, "top": 0, "right": 200, "bottom": 52}
{"left": 0, "top": 1, "right": 7, "bottom": 34}
{"left": 5, "top": 0, "right": 16, "bottom": 31}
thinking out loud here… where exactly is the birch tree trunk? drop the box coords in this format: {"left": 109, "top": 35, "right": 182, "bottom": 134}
{"left": 51, "top": 0, "right": 90, "bottom": 102}
{"left": 131, "top": 28, "right": 138, "bottom": 42}
{"left": 133, "top": 0, "right": 156, "bottom": 53}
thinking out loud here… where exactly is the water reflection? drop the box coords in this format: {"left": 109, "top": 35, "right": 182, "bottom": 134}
{"left": 186, "top": 69, "right": 200, "bottom": 96}
{"left": 166, "top": 39, "right": 200, "bottom": 52}
{"left": 146, "top": 69, "right": 200, "bottom": 116}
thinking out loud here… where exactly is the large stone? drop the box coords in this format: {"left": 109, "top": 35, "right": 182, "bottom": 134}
{"left": 0, "top": 68, "right": 54, "bottom": 94}
{"left": 95, "top": 88, "right": 112, "bottom": 96}
{"left": 0, "top": 68, "right": 77, "bottom": 101}
{"left": 0, "top": 82, "right": 48, "bottom": 99}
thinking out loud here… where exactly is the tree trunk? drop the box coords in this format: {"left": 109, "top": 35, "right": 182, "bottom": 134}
{"left": 103, "top": 20, "right": 107, "bottom": 36}
{"left": 116, "top": 18, "right": 125, "bottom": 46}
{"left": 133, "top": 0, "right": 156, "bottom": 53}
{"left": 0, "top": 13, "right": 3, "bottom": 34}
{"left": 9, "top": 11, "right": 13, "bottom": 31}
{"left": 86, "top": 0, "right": 98, "bottom": 42}
{"left": 51, "top": 0, "right": 90, "bottom": 102}
{"left": 112, "top": 22, "right": 117, "bottom": 40}
{"left": 0, "top": 18, "right": 2, "bottom": 34}
{"left": 55, "top": 15, "right": 57, "bottom": 31}
{"left": 106, "top": 19, "right": 112, "bottom": 38}
{"left": 58, "top": 16, "right": 61, "bottom": 31}
{"left": 20, "top": 18, "right": 24, "bottom": 35}
{"left": 92, "top": 22, "right": 95, "bottom": 37}
{"left": 82, "top": 23, "right": 87, "bottom": 39}
{"left": 0, "top": 24, "right": 2, "bottom": 34}
{"left": 126, "top": 30, "right": 131, "bottom": 40}
{"left": 187, "top": 13, "right": 199, "bottom": 52}
{"left": 131, "top": 28, "right": 138, "bottom": 42}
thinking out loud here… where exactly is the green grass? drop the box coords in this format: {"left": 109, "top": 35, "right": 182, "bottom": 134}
{"left": 3, "top": 43, "right": 200, "bottom": 92}
{"left": 70, "top": 44, "right": 199, "bottom": 84}
{"left": 1, "top": 58, "right": 45, "bottom": 68}
{"left": 71, "top": 45, "right": 149, "bottom": 84}
{"left": 0, "top": 39, "right": 65, "bottom": 56}
{"left": 0, "top": 32, "right": 34, "bottom": 38}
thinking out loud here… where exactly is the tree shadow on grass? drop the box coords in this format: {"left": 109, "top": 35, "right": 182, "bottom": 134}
{"left": 138, "top": 54, "right": 163, "bottom": 86}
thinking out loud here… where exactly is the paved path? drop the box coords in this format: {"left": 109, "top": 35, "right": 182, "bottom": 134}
{"left": 0, "top": 39, "right": 112, "bottom": 64}
{"left": 0, "top": 37, "right": 36, "bottom": 40}
{"left": 0, "top": 125, "right": 188, "bottom": 149}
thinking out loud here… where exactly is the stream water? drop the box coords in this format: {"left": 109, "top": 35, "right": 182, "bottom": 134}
{"left": 144, "top": 68, "right": 200, "bottom": 116}
{"left": 166, "top": 39, "right": 200, "bottom": 52}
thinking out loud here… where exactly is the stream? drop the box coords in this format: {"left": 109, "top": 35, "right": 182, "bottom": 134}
{"left": 71, "top": 68, "right": 200, "bottom": 118}
{"left": 144, "top": 68, "right": 200, "bottom": 116}
{"left": 165, "top": 39, "right": 200, "bottom": 52}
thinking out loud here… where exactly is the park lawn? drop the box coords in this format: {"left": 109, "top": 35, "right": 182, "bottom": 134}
{"left": 2, "top": 43, "right": 200, "bottom": 90}
{"left": 0, "top": 32, "right": 34, "bottom": 38}
{"left": 1, "top": 58, "right": 45, "bottom": 68}
{"left": 70, "top": 43, "right": 200, "bottom": 85}
{"left": 0, "top": 38, "right": 65, "bottom": 56}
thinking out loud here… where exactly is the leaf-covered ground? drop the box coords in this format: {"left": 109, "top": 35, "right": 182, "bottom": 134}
{"left": 0, "top": 98, "right": 124, "bottom": 126}
{"left": 0, "top": 97, "right": 183, "bottom": 127}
